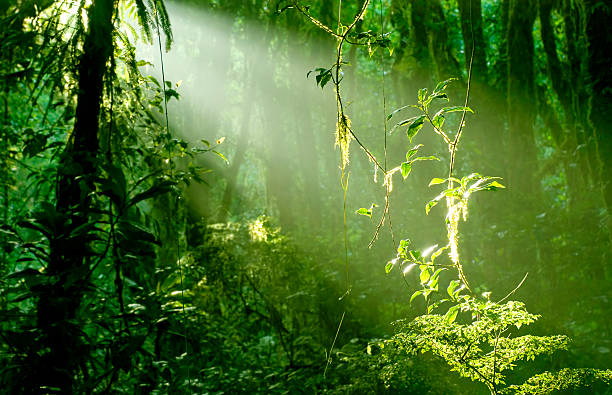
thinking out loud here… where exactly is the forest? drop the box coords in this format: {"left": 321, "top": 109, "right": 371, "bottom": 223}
{"left": 1, "top": 0, "right": 611, "bottom": 393}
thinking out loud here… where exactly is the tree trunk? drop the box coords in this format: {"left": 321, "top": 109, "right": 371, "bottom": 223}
{"left": 457, "top": 0, "right": 488, "bottom": 82}
{"left": 408, "top": 0, "right": 434, "bottom": 91}
{"left": 36, "top": 0, "right": 115, "bottom": 392}
{"left": 218, "top": 70, "right": 254, "bottom": 223}
{"left": 583, "top": 0, "right": 612, "bottom": 248}
{"left": 427, "top": 0, "right": 460, "bottom": 81}
{"left": 539, "top": 0, "right": 586, "bottom": 210}
{"left": 507, "top": 0, "right": 537, "bottom": 196}
{"left": 558, "top": 0, "right": 594, "bottom": 188}
{"left": 505, "top": 0, "right": 539, "bottom": 275}
{"left": 389, "top": 0, "right": 435, "bottom": 103}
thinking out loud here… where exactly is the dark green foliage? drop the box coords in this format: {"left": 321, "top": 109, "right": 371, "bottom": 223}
{"left": 0, "top": 0, "right": 611, "bottom": 393}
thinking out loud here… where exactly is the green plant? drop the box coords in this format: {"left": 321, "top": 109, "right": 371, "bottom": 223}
{"left": 287, "top": 0, "right": 610, "bottom": 391}
{"left": 374, "top": 81, "right": 612, "bottom": 394}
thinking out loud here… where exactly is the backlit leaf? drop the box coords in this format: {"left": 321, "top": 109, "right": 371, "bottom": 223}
{"left": 441, "top": 106, "right": 473, "bottom": 114}
{"left": 426, "top": 199, "right": 439, "bottom": 214}
{"left": 356, "top": 208, "right": 371, "bottom": 217}
{"left": 401, "top": 162, "right": 412, "bottom": 179}
{"left": 406, "top": 144, "right": 423, "bottom": 160}
{"left": 444, "top": 305, "right": 459, "bottom": 324}
{"left": 410, "top": 290, "right": 423, "bottom": 304}
{"left": 429, "top": 178, "right": 446, "bottom": 186}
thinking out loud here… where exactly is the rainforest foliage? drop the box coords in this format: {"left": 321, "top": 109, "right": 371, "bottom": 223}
{"left": 1, "top": 0, "right": 611, "bottom": 393}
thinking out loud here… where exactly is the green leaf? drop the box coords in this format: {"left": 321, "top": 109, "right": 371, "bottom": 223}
{"left": 418, "top": 88, "right": 428, "bottom": 104}
{"left": 425, "top": 199, "right": 439, "bottom": 214}
{"left": 385, "top": 259, "right": 397, "bottom": 273}
{"left": 117, "top": 220, "right": 160, "bottom": 246}
{"left": 447, "top": 280, "right": 460, "bottom": 299}
{"left": 410, "top": 290, "right": 424, "bottom": 304}
{"left": 406, "top": 115, "right": 426, "bottom": 142}
{"left": 410, "top": 155, "right": 439, "bottom": 163}
{"left": 8, "top": 268, "right": 43, "bottom": 280}
{"left": 420, "top": 267, "right": 431, "bottom": 284}
{"left": 308, "top": 67, "right": 333, "bottom": 89}
{"left": 212, "top": 150, "right": 228, "bottom": 164}
{"left": 356, "top": 208, "right": 371, "bottom": 217}
{"left": 444, "top": 305, "right": 459, "bottom": 324}
{"left": 441, "top": 106, "right": 473, "bottom": 114}
{"left": 129, "top": 180, "right": 176, "bottom": 207}
{"left": 23, "top": 134, "right": 48, "bottom": 158}
{"left": 428, "top": 275, "right": 440, "bottom": 289}
{"left": 319, "top": 72, "right": 332, "bottom": 88}
{"left": 485, "top": 180, "right": 506, "bottom": 190}
{"left": 429, "top": 178, "right": 446, "bottom": 187}
{"left": 401, "top": 162, "right": 412, "bottom": 179}
{"left": 431, "top": 113, "right": 445, "bottom": 129}
{"left": 165, "top": 88, "right": 179, "bottom": 101}
{"left": 428, "top": 268, "right": 445, "bottom": 289}
{"left": 431, "top": 245, "right": 448, "bottom": 263}
{"left": 397, "top": 115, "right": 420, "bottom": 127}
{"left": 430, "top": 268, "right": 445, "bottom": 282}
{"left": 398, "top": 239, "right": 410, "bottom": 255}
{"left": 429, "top": 92, "right": 449, "bottom": 102}
{"left": 433, "top": 78, "right": 457, "bottom": 93}
{"left": 387, "top": 104, "right": 419, "bottom": 120}
{"left": 136, "top": 60, "right": 153, "bottom": 67}
{"left": 149, "top": 76, "right": 161, "bottom": 87}
{"left": 406, "top": 144, "right": 423, "bottom": 160}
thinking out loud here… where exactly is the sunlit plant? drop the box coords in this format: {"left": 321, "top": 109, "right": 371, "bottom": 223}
{"left": 370, "top": 81, "right": 612, "bottom": 395}
{"left": 287, "top": 0, "right": 611, "bottom": 392}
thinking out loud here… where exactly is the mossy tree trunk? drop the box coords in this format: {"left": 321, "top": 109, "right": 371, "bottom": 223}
{"left": 427, "top": 0, "right": 460, "bottom": 81}
{"left": 36, "top": 0, "right": 115, "bottom": 392}
{"left": 505, "top": 0, "right": 539, "bottom": 274}
{"left": 583, "top": 0, "right": 612, "bottom": 251}
{"left": 539, "top": 0, "right": 586, "bottom": 211}
{"left": 457, "top": 0, "right": 488, "bottom": 83}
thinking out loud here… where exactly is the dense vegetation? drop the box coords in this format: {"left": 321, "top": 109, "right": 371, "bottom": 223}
{"left": 1, "top": 0, "right": 611, "bottom": 393}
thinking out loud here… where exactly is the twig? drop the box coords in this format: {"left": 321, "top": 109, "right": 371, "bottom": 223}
{"left": 497, "top": 272, "right": 529, "bottom": 303}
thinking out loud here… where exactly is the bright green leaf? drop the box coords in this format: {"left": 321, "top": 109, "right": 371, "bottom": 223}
{"left": 406, "top": 144, "right": 424, "bottom": 160}
{"left": 406, "top": 115, "right": 426, "bottom": 142}
{"left": 486, "top": 180, "right": 506, "bottom": 190}
{"left": 418, "top": 88, "right": 428, "bottom": 104}
{"left": 420, "top": 267, "right": 431, "bottom": 284}
{"left": 447, "top": 279, "right": 460, "bottom": 298}
{"left": 385, "top": 259, "right": 397, "bottom": 273}
{"left": 433, "top": 78, "right": 457, "bottom": 93}
{"left": 356, "top": 208, "right": 371, "bottom": 217}
{"left": 431, "top": 113, "right": 445, "bottom": 129}
{"left": 426, "top": 199, "right": 439, "bottom": 214}
{"left": 212, "top": 150, "right": 228, "bottom": 164}
{"left": 429, "top": 178, "right": 446, "bottom": 187}
{"left": 410, "top": 155, "right": 439, "bottom": 163}
{"left": 442, "top": 106, "right": 474, "bottom": 114}
{"left": 401, "top": 162, "right": 412, "bottom": 179}
{"left": 410, "top": 290, "right": 424, "bottom": 304}
{"left": 431, "top": 245, "right": 449, "bottom": 263}
{"left": 444, "top": 305, "right": 459, "bottom": 324}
